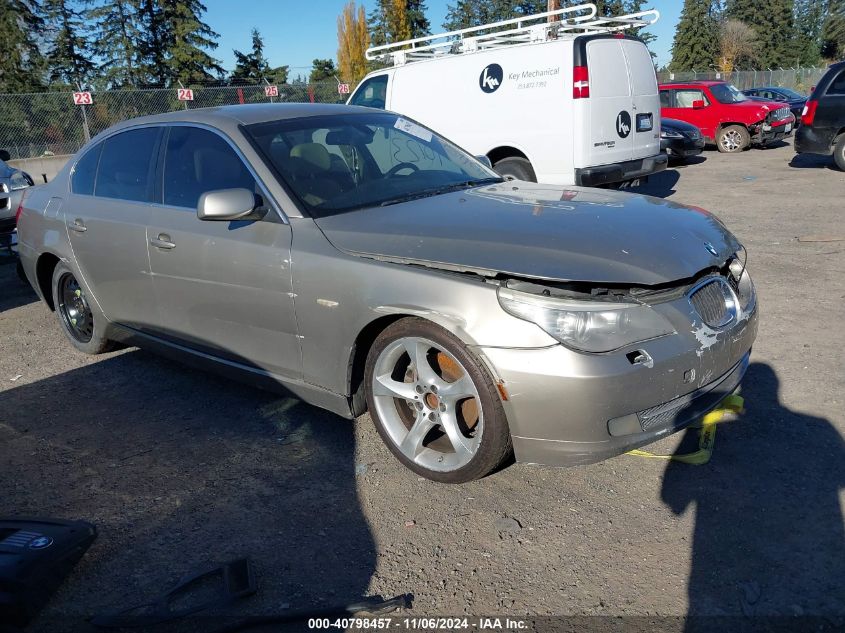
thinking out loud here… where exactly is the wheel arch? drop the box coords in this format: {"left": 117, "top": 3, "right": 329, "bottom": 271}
{"left": 35, "top": 251, "right": 61, "bottom": 310}
{"left": 486, "top": 145, "right": 531, "bottom": 167}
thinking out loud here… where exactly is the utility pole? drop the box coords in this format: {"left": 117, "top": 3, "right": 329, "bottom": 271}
{"left": 548, "top": 0, "right": 560, "bottom": 22}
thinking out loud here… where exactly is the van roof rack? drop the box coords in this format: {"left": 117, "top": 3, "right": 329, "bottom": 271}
{"left": 366, "top": 3, "right": 660, "bottom": 66}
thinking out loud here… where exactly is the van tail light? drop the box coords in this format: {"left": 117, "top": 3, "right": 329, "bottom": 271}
{"left": 15, "top": 189, "right": 28, "bottom": 224}
{"left": 801, "top": 99, "right": 818, "bottom": 126}
{"left": 573, "top": 65, "right": 590, "bottom": 99}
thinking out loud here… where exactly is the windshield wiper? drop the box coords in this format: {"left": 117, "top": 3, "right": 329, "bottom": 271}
{"left": 379, "top": 178, "right": 503, "bottom": 207}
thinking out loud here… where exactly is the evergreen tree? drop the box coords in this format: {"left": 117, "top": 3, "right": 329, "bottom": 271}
{"left": 310, "top": 58, "right": 337, "bottom": 83}
{"left": 85, "top": 0, "right": 143, "bottom": 87}
{"left": 821, "top": 0, "right": 845, "bottom": 59}
{"left": 231, "top": 28, "right": 269, "bottom": 83}
{"left": 670, "top": 0, "right": 719, "bottom": 71}
{"left": 726, "top": 0, "right": 798, "bottom": 67}
{"left": 162, "top": 0, "right": 223, "bottom": 84}
{"left": 793, "top": 0, "right": 825, "bottom": 65}
{"left": 44, "top": 0, "right": 95, "bottom": 86}
{"left": 137, "top": 0, "right": 167, "bottom": 83}
{"left": 0, "top": 0, "right": 45, "bottom": 91}
{"left": 369, "top": 0, "right": 430, "bottom": 46}
{"left": 442, "top": 0, "right": 545, "bottom": 31}
{"left": 267, "top": 65, "right": 289, "bottom": 84}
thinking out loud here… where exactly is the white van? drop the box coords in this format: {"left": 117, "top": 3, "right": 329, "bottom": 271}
{"left": 348, "top": 3, "right": 667, "bottom": 186}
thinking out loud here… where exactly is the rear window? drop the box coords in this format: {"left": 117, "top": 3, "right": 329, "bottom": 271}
{"left": 95, "top": 128, "right": 161, "bottom": 202}
{"left": 586, "top": 41, "right": 631, "bottom": 98}
{"left": 71, "top": 143, "right": 102, "bottom": 195}
{"left": 827, "top": 69, "right": 845, "bottom": 96}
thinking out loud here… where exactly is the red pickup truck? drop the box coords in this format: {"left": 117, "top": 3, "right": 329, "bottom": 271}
{"left": 659, "top": 81, "right": 795, "bottom": 153}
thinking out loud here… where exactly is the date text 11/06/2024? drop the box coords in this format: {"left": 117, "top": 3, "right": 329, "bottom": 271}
{"left": 307, "top": 617, "right": 529, "bottom": 630}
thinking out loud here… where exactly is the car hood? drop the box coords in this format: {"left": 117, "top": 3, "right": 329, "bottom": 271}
{"left": 314, "top": 182, "right": 742, "bottom": 286}
{"left": 662, "top": 118, "right": 700, "bottom": 133}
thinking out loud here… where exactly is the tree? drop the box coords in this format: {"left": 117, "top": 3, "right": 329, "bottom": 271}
{"left": 44, "top": 0, "right": 95, "bottom": 86}
{"left": 0, "top": 0, "right": 45, "bottom": 91}
{"left": 718, "top": 19, "right": 758, "bottom": 72}
{"left": 670, "top": 0, "right": 719, "bottom": 71}
{"left": 85, "top": 0, "right": 144, "bottom": 88}
{"left": 162, "top": 0, "right": 224, "bottom": 84}
{"left": 369, "top": 0, "right": 430, "bottom": 46}
{"left": 266, "top": 65, "right": 289, "bottom": 85}
{"left": 310, "top": 58, "right": 337, "bottom": 83}
{"left": 793, "top": 0, "right": 825, "bottom": 65}
{"left": 231, "top": 28, "right": 269, "bottom": 83}
{"left": 821, "top": 0, "right": 845, "bottom": 59}
{"left": 442, "top": 1, "right": 545, "bottom": 30}
{"left": 726, "top": 0, "right": 797, "bottom": 67}
{"left": 337, "top": 1, "right": 370, "bottom": 83}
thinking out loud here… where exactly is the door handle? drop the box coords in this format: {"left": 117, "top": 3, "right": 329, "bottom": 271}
{"left": 150, "top": 234, "right": 175, "bottom": 250}
{"left": 70, "top": 219, "right": 87, "bottom": 233}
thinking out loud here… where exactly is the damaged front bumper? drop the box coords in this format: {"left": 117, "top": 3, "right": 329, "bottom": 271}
{"left": 477, "top": 291, "right": 758, "bottom": 468}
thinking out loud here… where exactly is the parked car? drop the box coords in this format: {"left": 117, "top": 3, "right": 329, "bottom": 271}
{"left": 17, "top": 104, "right": 758, "bottom": 483}
{"left": 794, "top": 60, "right": 845, "bottom": 171}
{"left": 659, "top": 81, "right": 795, "bottom": 153}
{"left": 0, "top": 149, "right": 35, "bottom": 235}
{"left": 660, "top": 118, "right": 705, "bottom": 162}
{"left": 349, "top": 5, "right": 668, "bottom": 187}
{"left": 742, "top": 86, "right": 807, "bottom": 124}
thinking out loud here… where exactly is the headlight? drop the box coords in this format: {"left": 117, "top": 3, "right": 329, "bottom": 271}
{"left": 9, "top": 172, "right": 30, "bottom": 190}
{"left": 660, "top": 129, "right": 684, "bottom": 139}
{"left": 735, "top": 269, "right": 755, "bottom": 312}
{"left": 497, "top": 288, "right": 676, "bottom": 353}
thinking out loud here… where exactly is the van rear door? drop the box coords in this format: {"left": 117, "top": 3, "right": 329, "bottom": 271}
{"left": 621, "top": 39, "right": 659, "bottom": 161}
{"left": 580, "top": 38, "right": 634, "bottom": 168}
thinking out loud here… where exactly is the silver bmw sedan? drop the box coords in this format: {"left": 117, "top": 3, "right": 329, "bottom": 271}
{"left": 17, "top": 104, "right": 757, "bottom": 483}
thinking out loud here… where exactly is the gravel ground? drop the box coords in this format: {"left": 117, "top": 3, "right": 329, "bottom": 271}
{"left": 1, "top": 139, "right": 843, "bottom": 633}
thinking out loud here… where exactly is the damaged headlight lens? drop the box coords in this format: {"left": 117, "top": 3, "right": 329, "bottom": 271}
{"left": 735, "top": 269, "right": 756, "bottom": 312}
{"left": 9, "top": 171, "right": 30, "bottom": 190}
{"left": 497, "top": 288, "right": 676, "bottom": 353}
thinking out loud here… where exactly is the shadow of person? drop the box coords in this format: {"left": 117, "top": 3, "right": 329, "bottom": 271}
{"left": 661, "top": 362, "right": 844, "bottom": 631}
{"left": 0, "top": 349, "right": 377, "bottom": 632}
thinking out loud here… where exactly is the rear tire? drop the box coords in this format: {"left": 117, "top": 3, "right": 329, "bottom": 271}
{"left": 716, "top": 125, "right": 750, "bottom": 153}
{"left": 51, "top": 262, "right": 114, "bottom": 355}
{"left": 364, "top": 317, "right": 512, "bottom": 483}
{"left": 833, "top": 134, "right": 845, "bottom": 171}
{"left": 493, "top": 157, "right": 537, "bottom": 182}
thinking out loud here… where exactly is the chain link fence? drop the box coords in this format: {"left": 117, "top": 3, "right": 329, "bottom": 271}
{"left": 656, "top": 67, "right": 827, "bottom": 92}
{"left": 0, "top": 81, "right": 346, "bottom": 161}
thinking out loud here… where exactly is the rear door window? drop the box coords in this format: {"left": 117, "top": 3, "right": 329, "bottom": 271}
{"left": 95, "top": 128, "right": 162, "bottom": 202}
{"left": 349, "top": 75, "right": 388, "bottom": 109}
{"left": 827, "top": 70, "right": 845, "bottom": 95}
{"left": 163, "top": 126, "right": 256, "bottom": 209}
{"left": 71, "top": 143, "right": 102, "bottom": 195}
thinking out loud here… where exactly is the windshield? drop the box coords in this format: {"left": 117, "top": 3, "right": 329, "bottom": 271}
{"left": 245, "top": 112, "right": 501, "bottom": 217}
{"left": 709, "top": 83, "right": 749, "bottom": 104}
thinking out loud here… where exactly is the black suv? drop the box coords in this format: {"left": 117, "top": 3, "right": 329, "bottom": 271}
{"left": 794, "top": 61, "right": 845, "bottom": 170}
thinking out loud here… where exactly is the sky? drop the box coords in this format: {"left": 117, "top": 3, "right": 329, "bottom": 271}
{"left": 203, "top": 0, "right": 683, "bottom": 76}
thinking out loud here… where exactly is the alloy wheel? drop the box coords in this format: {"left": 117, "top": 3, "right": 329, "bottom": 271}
{"left": 371, "top": 336, "right": 483, "bottom": 472}
{"left": 721, "top": 129, "right": 744, "bottom": 152}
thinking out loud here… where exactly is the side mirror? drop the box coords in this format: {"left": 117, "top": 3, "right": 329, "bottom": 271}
{"left": 692, "top": 100, "right": 705, "bottom": 109}
{"left": 197, "top": 188, "right": 264, "bottom": 221}
{"left": 0, "top": 149, "right": 10, "bottom": 161}
{"left": 475, "top": 155, "right": 493, "bottom": 169}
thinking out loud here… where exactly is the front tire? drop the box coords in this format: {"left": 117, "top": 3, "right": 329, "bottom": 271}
{"left": 833, "top": 134, "right": 845, "bottom": 171}
{"left": 364, "top": 318, "right": 512, "bottom": 483}
{"left": 493, "top": 156, "right": 537, "bottom": 182}
{"left": 716, "top": 125, "right": 750, "bottom": 153}
{"left": 51, "top": 262, "right": 114, "bottom": 354}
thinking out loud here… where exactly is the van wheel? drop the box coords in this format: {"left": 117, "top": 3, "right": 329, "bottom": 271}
{"left": 493, "top": 157, "right": 536, "bottom": 182}
{"left": 364, "top": 317, "right": 512, "bottom": 483}
{"left": 833, "top": 134, "right": 845, "bottom": 171}
{"left": 51, "top": 262, "right": 114, "bottom": 354}
{"left": 716, "top": 125, "right": 750, "bottom": 153}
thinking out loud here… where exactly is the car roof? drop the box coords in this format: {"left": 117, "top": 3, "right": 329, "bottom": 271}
{"left": 659, "top": 80, "right": 726, "bottom": 86}
{"left": 103, "top": 103, "right": 374, "bottom": 134}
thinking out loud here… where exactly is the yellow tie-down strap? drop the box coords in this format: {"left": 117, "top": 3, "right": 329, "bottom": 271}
{"left": 626, "top": 394, "right": 745, "bottom": 465}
